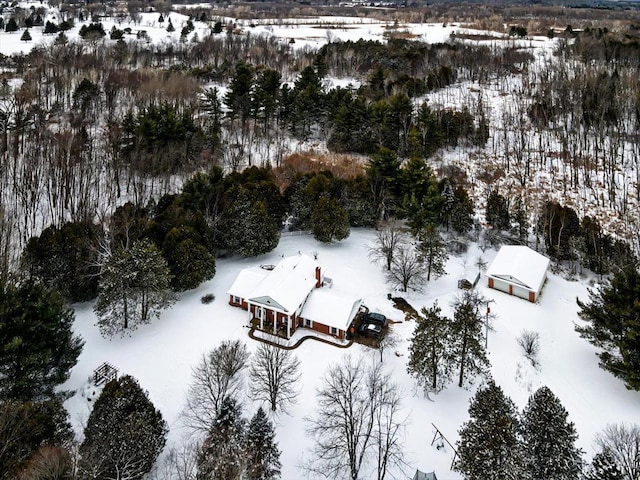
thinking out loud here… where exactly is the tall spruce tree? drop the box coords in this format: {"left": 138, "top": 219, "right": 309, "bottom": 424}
{"left": 576, "top": 265, "right": 640, "bottom": 390}
{"left": 456, "top": 381, "right": 525, "bottom": 480}
{"left": 197, "top": 397, "right": 246, "bottom": 480}
{"left": 451, "top": 292, "right": 490, "bottom": 388}
{"left": 245, "top": 407, "right": 281, "bottom": 480}
{"left": 417, "top": 224, "right": 448, "bottom": 281}
{"left": 222, "top": 188, "right": 280, "bottom": 257}
{"left": 94, "top": 239, "right": 176, "bottom": 337}
{"left": 21, "top": 220, "right": 103, "bottom": 302}
{"left": 486, "top": 190, "right": 510, "bottom": 231}
{"left": 521, "top": 386, "right": 583, "bottom": 480}
{"left": 584, "top": 450, "right": 624, "bottom": 480}
{"left": 79, "top": 375, "right": 167, "bottom": 479}
{"left": 450, "top": 186, "right": 475, "bottom": 234}
{"left": 0, "top": 281, "right": 83, "bottom": 401}
{"left": 407, "top": 302, "right": 453, "bottom": 394}
{"left": 224, "top": 62, "right": 255, "bottom": 124}
{"left": 311, "top": 196, "right": 350, "bottom": 243}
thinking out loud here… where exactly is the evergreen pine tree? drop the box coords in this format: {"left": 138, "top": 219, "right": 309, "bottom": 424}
{"left": 400, "top": 157, "right": 442, "bottom": 233}
{"left": 197, "top": 397, "right": 246, "bottom": 480}
{"left": 486, "top": 190, "right": 510, "bottom": 230}
{"left": 417, "top": 224, "right": 448, "bottom": 281}
{"left": 20, "top": 29, "right": 32, "bottom": 41}
{"left": 245, "top": 407, "right": 281, "bottom": 480}
{"left": 451, "top": 292, "right": 490, "bottom": 388}
{"left": 94, "top": 239, "right": 176, "bottom": 337}
{"left": 5, "top": 18, "right": 19, "bottom": 33}
{"left": 201, "top": 87, "right": 223, "bottom": 154}
{"left": 0, "top": 281, "right": 83, "bottom": 401}
{"left": 584, "top": 450, "right": 624, "bottom": 480}
{"left": 407, "top": 302, "right": 453, "bottom": 394}
{"left": 521, "top": 386, "right": 583, "bottom": 480}
{"left": 311, "top": 196, "right": 350, "bottom": 243}
{"left": 450, "top": 185, "right": 475, "bottom": 234}
{"left": 366, "top": 147, "right": 401, "bottom": 221}
{"left": 44, "top": 20, "right": 59, "bottom": 34}
{"left": 161, "top": 226, "right": 216, "bottom": 291}
{"left": 456, "top": 381, "right": 525, "bottom": 480}
{"left": 440, "top": 179, "right": 456, "bottom": 230}
{"left": 576, "top": 265, "right": 640, "bottom": 390}
{"left": 223, "top": 188, "right": 280, "bottom": 257}
{"left": 224, "top": 62, "right": 255, "bottom": 123}
{"left": 166, "top": 19, "right": 175, "bottom": 32}
{"left": 79, "top": 375, "right": 167, "bottom": 479}
{"left": 512, "top": 196, "right": 528, "bottom": 242}
{"left": 21, "top": 220, "right": 103, "bottom": 303}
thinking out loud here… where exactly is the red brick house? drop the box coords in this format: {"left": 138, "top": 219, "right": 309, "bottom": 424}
{"left": 227, "top": 255, "right": 361, "bottom": 340}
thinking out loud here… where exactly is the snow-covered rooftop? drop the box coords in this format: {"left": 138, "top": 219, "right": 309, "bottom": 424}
{"left": 486, "top": 245, "right": 550, "bottom": 293}
{"left": 300, "top": 288, "right": 362, "bottom": 331}
{"left": 226, "top": 267, "right": 268, "bottom": 300}
{"left": 247, "top": 254, "right": 320, "bottom": 313}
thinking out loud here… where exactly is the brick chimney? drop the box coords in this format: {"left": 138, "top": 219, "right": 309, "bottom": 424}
{"left": 315, "top": 266, "right": 321, "bottom": 288}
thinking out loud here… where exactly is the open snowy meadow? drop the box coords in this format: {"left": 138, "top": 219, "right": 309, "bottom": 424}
{"left": 63, "top": 229, "right": 640, "bottom": 479}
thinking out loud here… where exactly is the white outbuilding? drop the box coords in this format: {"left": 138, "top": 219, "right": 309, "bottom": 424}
{"left": 486, "top": 245, "right": 550, "bottom": 302}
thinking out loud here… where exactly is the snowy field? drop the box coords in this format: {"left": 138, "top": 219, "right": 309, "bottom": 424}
{"left": 63, "top": 229, "right": 640, "bottom": 479}
{"left": 0, "top": 3, "right": 489, "bottom": 58}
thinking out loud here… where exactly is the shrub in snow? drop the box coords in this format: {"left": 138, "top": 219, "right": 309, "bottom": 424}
{"left": 517, "top": 330, "right": 540, "bottom": 367}
{"left": 201, "top": 293, "right": 215, "bottom": 304}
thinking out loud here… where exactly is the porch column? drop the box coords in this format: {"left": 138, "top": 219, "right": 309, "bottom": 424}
{"left": 287, "top": 318, "right": 291, "bottom": 338}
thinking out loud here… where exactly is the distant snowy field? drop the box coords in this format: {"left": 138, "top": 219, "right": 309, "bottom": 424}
{"left": 0, "top": 3, "right": 482, "bottom": 58}
{"left": 63, "top": 229, "right": 640, "bottom": 479}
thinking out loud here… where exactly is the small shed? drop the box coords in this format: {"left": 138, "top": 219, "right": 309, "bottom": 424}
{"left": 413, "top": 470, "right": 438, "bottom": 480}
{"left": 486, "top": 245, "right": 550, "bottom": 302}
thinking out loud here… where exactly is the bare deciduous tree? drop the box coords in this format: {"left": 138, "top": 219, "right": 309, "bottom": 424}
{"left": 369, "top": 219, "right": 407, "bottom": 271}
{"left": 376, "top": 330, "right": 399, "bottom": 363}
{"left": 305, "top": 356, "right": 407, "bottom": 480}
{"left": 249, "top": 342, "right": 301, "bottom": 413}
{"left": 595, "top": 423, "right": 640, "bottom": 480}
{"left": 157, "top": 441, "right": 199, "bottom": 480}
{"left": 387, "top": 245, "right": 428, "bottom": 292}
{"left": 183, "top": 340, "right": 250, "bottom": 433}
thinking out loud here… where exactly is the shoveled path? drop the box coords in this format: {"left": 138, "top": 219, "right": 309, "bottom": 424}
{"left": 248, "top": 327, "right": 353, "bottom": 350}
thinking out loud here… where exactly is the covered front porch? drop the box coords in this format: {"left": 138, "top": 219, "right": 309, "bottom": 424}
{"left": 247, "top": 302, "right": 297, "bottom": 339}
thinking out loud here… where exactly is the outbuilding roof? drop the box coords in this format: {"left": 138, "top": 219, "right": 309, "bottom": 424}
{"left": 300, "top": 289, "right": 362, "bottom": 331}
{"left": 486, "top": 245, "right": 550, "bottom": 293}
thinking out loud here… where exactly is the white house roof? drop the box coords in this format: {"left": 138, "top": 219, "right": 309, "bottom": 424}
{"left": 486, "top": 245, "right": 550, "bottom": 293}
{"left": 300, "top": 289, "right": 362, "bottom": 331}
{"left": 227, "top": 267, "right": 268, "bottom": 299}
{"left": 247, "top": 255, "right": 320, "bottom": 314}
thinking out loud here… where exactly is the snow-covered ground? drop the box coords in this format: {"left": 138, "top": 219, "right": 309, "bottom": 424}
{"left": 3, "top": 4, "right": 639, "bottom": 474}
{"left": 63, "top": 229, "right": 640, "bottom": 478}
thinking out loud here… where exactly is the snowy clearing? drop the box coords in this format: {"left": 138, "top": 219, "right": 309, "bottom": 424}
{"left": 63, "top": 229, "right": 640, "bottom": 479}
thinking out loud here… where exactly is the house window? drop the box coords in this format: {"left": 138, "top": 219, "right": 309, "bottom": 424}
{"left": 305, "top": 318, "right": 312, "bottom": 328}
{"left": 330, "top": 327, "right": 338, "bottom": 336}
{"left": 233, "top": 296, "right": 241, "bottom": 304}
{"left": 255, "top": 306, "right": 264, "bottom": 320}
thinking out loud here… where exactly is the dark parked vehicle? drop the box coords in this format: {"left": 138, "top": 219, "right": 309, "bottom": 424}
{"left": 357, "top": 322, "right": 383, "bottom": 339}
{"left": 362, "top": 312, "right": 387, "bottom": 328}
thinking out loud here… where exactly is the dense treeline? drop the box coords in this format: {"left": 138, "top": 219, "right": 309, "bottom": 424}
{"left": 0, "top": 25, "right": 512, "bottom": 277}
